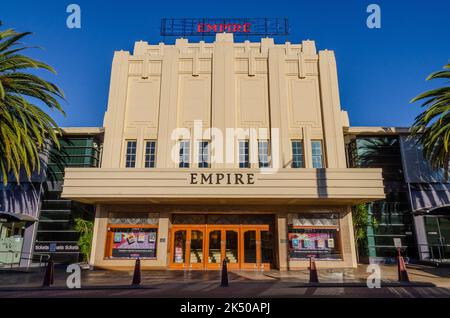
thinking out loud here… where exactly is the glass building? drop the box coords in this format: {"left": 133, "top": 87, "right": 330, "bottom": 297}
{"left": 33, "top": 131, "right": 103, "bottom": 264}
{"left": 347, "top": 135, "right": 417, "bottom": 262}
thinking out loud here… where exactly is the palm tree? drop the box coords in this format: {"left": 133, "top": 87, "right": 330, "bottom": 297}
{"left": 0, "top": 25, "right": 64, "bottom": 185}
{"left": 411, "top": 62, "right": 450, "bottom": 181}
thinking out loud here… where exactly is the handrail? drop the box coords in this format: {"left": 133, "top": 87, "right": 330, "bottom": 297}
{"left": 0, "top": 250, "right": 51, "bottom": 269}
{"left": 417, "top": 243, "right": 450, "bottom": 263}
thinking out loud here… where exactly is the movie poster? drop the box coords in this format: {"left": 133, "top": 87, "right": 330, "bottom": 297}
{"left": 111, "top": 229, "right": 157, "bottom": 258}
{"left": 288, "top": 232, "right": 333, "bottom": 250}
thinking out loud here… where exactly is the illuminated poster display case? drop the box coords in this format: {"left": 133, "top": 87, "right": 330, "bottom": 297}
{"left": 105, "top": 213, "right": 159, "bottom": 259}
{"left": 288, "top": 213, "right": 341, "bottom": 260}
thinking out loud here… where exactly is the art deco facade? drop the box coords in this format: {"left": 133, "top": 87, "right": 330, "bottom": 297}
{"left": 61, "top": 33, "right": 385, "bottom": 270}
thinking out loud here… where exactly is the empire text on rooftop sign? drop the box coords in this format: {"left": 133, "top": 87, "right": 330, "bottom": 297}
{"left": 160, "top": 18, "right": 289, "bottom": 37}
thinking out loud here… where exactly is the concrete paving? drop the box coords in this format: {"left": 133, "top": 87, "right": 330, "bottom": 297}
{"left": 0, "top": 264, "right": 449, "bottom": 298}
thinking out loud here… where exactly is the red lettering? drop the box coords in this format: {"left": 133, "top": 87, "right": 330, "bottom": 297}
{"left": 206, "top": 24, "right": 217, "bottom": 32}
{"left": 196, "top": 22, "right": 252, "bottom": 33}
{"left": 233, "top": 24, "right": 242, "bottom": 32}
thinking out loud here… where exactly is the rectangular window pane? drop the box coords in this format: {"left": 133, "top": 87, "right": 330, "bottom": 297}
{"left": 239, "top": 140, "right": 250, "bottom": 168}
{"left": 258, "top": 140, "right": 270, "bottom": 168}
{"left": 291, "top": 140, "right": 304, "bottom": 168}
{"left": 311, "top": 140, "right": 323, "bottom": 168}
{"left": 179, "top": 140, "right": 190, "bottom": 168}
{"left": 144, "top": 140, "right": 156, "bottom": 168}
{"left": 125, "top": 140, "right": 137, "bottom": 168}
{"left": 198, "top": 141, "right": 209, "bottom": 168}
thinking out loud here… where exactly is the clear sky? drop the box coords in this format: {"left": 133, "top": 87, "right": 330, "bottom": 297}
{"left": 2, "top": 0, "right": 449, "bottom": 127}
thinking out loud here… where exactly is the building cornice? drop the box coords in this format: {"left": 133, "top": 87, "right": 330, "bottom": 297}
{"left": 345, "top": 126, "right": 411, "bottom": 135}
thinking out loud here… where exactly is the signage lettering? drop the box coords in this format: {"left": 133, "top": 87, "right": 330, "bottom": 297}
{"left": 160, "top": 18, "right": 289, "bottom": 37}
{"left": 34, "top": 243, "right": 80, "bottom": 252}
{"left": 190, "top": 173, "right": 255, "bottom": 185}
{"left": 197, "top": 23, "right": 251, "bottom": 33}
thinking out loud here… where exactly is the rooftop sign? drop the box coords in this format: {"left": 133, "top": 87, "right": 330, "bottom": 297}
{"left": 160, "top": 18, "right": 289, "bottom": 37}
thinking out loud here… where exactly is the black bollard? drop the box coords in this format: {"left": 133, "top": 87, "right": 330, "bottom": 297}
{"left": 220, "top": 258, "right": 229, "bottom": 287}
{"left": 42, "top": 255, "right": 54, "bottom": 287}
{"left": 132, "top": 257, "right": 141, "bottom": 286}
{"left": 309, "top": 256, "right": 319, "bottom": 283}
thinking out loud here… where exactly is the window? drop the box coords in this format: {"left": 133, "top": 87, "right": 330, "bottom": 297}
{"left": 198, "top": 141, "right": 209, "bottom": 168}
{"left": 288, "top": 213, "right": 341, "bottom": 260}
{"left": 106, "top": 213, "right": 159, "bottom": 259}
{"left": 239, "top": 140, "right": 250, "bottom": 168}
{"left": 311, "top": 140, "right": 324, "bottom": 168}
{"left": 258, "top": 140, "right": 270, "bottom": 168}
{"left": 179, "top": 140, "right": 190, "bottom": 168}
{"left": 144, "top": 140, "right": 156, "bottom": 168}
{"left": 125, "top": 140, "right": 137, "bottom": 168}
{"left": 291, "top": 140, "right": 304, "bottom": 168}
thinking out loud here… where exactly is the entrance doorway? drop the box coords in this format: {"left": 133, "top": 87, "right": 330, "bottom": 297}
{"left": 169, "top": 224, "right": 273, "bottom": 270}
{"left": 425, "top": 216, "right": 450, "bottom": 262}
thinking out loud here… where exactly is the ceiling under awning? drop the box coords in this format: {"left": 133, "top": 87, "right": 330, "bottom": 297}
{"left": 0, "top": 211, "right": 38, "bottom": 222}
{"left": 414, "top": 205, "right": 450, "bottom": 216}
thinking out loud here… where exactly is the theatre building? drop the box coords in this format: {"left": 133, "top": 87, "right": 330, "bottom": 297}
{"left": 61, "top": 33, "right": 385, "bottom": 270}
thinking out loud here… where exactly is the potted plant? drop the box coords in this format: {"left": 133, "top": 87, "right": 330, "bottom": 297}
{"left": 74, "top": 218, "right": 94, "bottom": 269}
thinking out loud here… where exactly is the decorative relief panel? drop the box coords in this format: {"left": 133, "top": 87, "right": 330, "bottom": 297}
{"left": 125, "top": 77, "right": 161, "bottom": 128}
{"left": 129, "top": 61, "right": 143, "bottom": 75}
{"left": 179, "top": 59, "right": 193, "bottom": 73}
{"left": 287, "top": 78, "right": 322, "bottom": 129}
{"left": 178, "top": 75, "right": 211, "bottom": 127}
{"left": 236, "top": 76, "right": 269, "bottom": 127}
{"left": 199, "top": 59, "right": 212, "bottom": 73}
{"left": 147, "top": 61, "right": 162, "bottom": 75}
{"left": 109, "top": 213, "right": 159, "bottom": 225}
{"left": 255, "top": 59, "right": 268, "bottom": 73}
{"left": 235, "top": 58, "right": 248, "bottom": 73}
{"left": 179, "top": 58, "right": 211, "bottom": 74}
{"left": 285, "top": 60, "right": 318, "bottom": 76}
{"left": 147, "top": 49, "right": 161, "bottom": 56}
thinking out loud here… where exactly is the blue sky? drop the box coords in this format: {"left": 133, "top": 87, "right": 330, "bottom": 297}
{"left": 2, "top": 0, "right": 449, "bottom": 127}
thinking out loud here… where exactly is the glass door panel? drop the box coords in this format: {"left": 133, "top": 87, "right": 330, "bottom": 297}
{"left": 173, "top": 230, "right": 186, "bottom": 267}
{"left": 243, "top": 230, "right": 257, "bottom": 265}
{"left": 208, "top": 230, "right": 222, "bottom": 264}
{"left": 438, "top": 217, "right": 450, "bottom": 260}
{"left": 225, "top": 230, "right": 239, "bottom": 267}
{"left": 260, "top": 230, "right": 273, "bottom": 269}
{"left": 189, "top": 230, "right": 204, "bottom": 267}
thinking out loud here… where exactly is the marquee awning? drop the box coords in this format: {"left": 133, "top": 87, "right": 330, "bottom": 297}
{"left": 61, "top": 167, "right": 385, "bottom": 205}
{"left": 409, "top": 183, "right": 450, "bottom": 215}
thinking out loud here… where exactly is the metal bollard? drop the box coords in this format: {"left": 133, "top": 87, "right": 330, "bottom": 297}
{"left": 309, "top": 256, "right": 319, "bottom": 283}
{"left": 132, "top": 257, "right": 141, "bottom": 286}
{"left": 42, "top": 255, "right": 54, "bottom": 287}
{"left": 220, "top": 258, "right": 229, "bottom": 287}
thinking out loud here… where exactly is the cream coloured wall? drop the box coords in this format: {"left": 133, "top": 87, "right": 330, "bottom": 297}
{"left": 100, "top": 33, "right": 349, "bottom": 170}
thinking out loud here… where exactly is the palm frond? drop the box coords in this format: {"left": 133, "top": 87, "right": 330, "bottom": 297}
{"left": 0, "top": 27, "right": 64, "bottom": 185}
